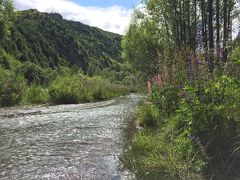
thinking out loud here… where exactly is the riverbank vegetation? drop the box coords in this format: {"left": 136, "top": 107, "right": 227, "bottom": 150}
{"left": 0, "top": 1, "right": 137, "bottom": 107}
{"left": 122, "top": 0, "right": 240, "bottom": 179}
{"left": 0, "top": 59, "right": 135, "bottom": 107}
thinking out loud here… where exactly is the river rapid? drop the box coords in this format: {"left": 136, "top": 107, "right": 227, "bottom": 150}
{"left": 0, "top": 94, "right": 141, "bottom": 180}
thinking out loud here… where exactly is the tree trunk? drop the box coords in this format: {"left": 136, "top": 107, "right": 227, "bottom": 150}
{"left": 201, "top": 0, "right": 208, "bottom": 51}
{"left": 223, "top": 0, "right": 228, "bottom": 62}
{"left": 208, "top": 0, "right": 214, "bottom": 73}
{"left": 216, "top": 0, "right": 220, "bottom": 49}
{"left": 193, "top": 0, "right": 197, "bottom": 51}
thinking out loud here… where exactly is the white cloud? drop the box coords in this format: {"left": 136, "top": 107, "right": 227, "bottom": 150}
{"left": 13, "top": 0, "right": 133, "bottom": 35}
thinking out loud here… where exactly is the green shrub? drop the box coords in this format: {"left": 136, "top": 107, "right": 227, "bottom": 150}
{"left": 139, "top": 104, "right": 160, "bottom": 127}
{"left": 43, "top": 68, "right": 59, "bottom": 85}
{"left": 48, "top": 73, "right": 133, "bottom": 105}
{"left": 23, "top": 85, "right": 48, "bottom": 104}
{"left": 92, "top": 86, "right": 110, "bottom": 100}
{"left": 83, "top": 76, "right": 112, "bottom": 100}
{"left": 229, "top": 46, "right": 240, "bottom": 78}
{"left": 83, "top": 76, "right": 132, "bottom": 101}
{"left": 48, "top": 74, "right": 90, "bottom": 104}
{"left": 0, "top": 68, "right": 25, "bottom": 107}
{"left": 0, "top": 50, "right": 22, "bottom": 71}
{"left": 124, "top": 75, "right": 240, "bottom": 179}
{"left": 21, "top": 62, "right": 47, "bottom": 85}
{"left": 0, "top": 54, "right": 11, "bottom": 69}
{"left": 171, "top": 76, "right": 240, "bottom": 177}
{"left": 151, "top": 86, "right": 180, "bottom": 118}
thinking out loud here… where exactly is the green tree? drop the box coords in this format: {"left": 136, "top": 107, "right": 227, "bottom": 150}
{"left": 123, "top": 0, "right": 239, "bottom": 77}
{"left": 0, "top": 0, "right": 15, "bottom": 42}
{"left": 122, "top": 9, "right": 172, "bottom": 79}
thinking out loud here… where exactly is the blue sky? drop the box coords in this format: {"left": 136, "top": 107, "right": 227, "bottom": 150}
{"left": 14, "top": 0, "right": 141, "bottom": 34}
{"left": 71, "top": 0, "right": 139, "bottom": 9}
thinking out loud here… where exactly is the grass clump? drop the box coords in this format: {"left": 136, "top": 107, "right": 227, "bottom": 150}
{"left": 49, "top": 73, "right": 134, "bottom": 105}
{"left": 49, "top": 74, "right": 92, "bottom": 104}
{"left": 124, "top": 129, "right": 204, "bottom": 180}
{"left": 138, "top": 104, "right": 160, "bottom": 128}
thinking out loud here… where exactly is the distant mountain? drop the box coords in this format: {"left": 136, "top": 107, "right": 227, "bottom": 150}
{"left": 3, "top": 9, "right": 123, "bottom": 74}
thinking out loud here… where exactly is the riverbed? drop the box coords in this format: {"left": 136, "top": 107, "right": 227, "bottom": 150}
{"left": 0, "top": 94, "right": 141, "bottom": 180}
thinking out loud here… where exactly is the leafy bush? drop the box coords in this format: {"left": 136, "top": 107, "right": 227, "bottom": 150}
{"left": 0, "top": 50, "right": 22, "bottom": 71}
{"left": 125, "top": 75, "right": 240, "bottom": 179}
{"left": 230, "top": 47, "right": 240, "bottom": 65}
{"left": 151, "top": 86, "right": 180, "bottom": 118}
{"left": 83, "top": 76, "right": 133, "bottom": 101}
{"left": 23, "top": 85, "right": 48, "bottom": 104}
{"left": 49, "top": 74, "right": 91, "bottom": 104}
{"left": 173, "top": 76, "right": 240, "bottom": 177}
{"left": 0, "top": 68, "right": 25, "bottom": 107}
{"left": 49, "top": 73, "right": 134, "bottom": 105}
{"left": 83, "top": 76, "right": 113, "bottom": 101}
{"left": 0, "top": 53, "right": 11, "bottom": 69}
{"left": 229, "top": 46, "right": 240, "bottom": 78}
{"left": 172, "top": 77, "right": 240, "bottom": 171}
{"left": 92, "top": 85, "right": 110, "bottom": 100}
{"left": 21, "top": 62, "right": 47, "bottom": 85}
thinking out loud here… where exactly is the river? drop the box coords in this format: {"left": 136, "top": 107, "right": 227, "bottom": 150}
{"left": 0, "top": 94, "right": 141, "bottom": 180}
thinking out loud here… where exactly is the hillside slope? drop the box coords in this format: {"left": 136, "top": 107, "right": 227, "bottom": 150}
{"left": 3, "top": 9, "right": 122, "bottom": 74}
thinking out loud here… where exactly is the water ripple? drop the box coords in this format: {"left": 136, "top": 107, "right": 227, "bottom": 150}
{"left": 0, "top": 94, "right": 141, "bottom": 180}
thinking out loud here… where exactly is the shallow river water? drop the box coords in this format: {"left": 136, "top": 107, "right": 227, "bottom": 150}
{"left": 0, "top": 94, "right": 141, "bottom": 180}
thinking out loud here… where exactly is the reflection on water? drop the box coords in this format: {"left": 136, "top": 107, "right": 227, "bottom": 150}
{"left": 0, "top": 94, "right": 141, "bottom": 180}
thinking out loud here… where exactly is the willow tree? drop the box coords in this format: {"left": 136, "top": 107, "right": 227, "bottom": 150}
{"left": 122, "top": 9, "right": 173, "bottom": 79}
{"left": 123, "top": 0, "right": 239, "bottom": 77}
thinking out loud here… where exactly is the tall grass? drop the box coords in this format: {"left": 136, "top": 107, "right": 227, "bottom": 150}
{"left": 138, "top": 104, "right": 160, "bottom": 127}
{"left": 49, "top": 73, "right": 135, "bottom": 105}
{"left": 122, "top": 129, "right": 204, "bottom": 180}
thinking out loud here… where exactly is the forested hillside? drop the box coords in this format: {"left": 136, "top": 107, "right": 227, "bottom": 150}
{"left": 0, "top": 6, "right": 136, "bottom": 107}
{"left": 3, "top": 9, "right": 123, "bottom": 74}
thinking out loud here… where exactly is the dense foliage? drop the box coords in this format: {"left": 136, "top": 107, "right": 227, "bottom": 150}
{"left": 0, "top": 59, "right": 135, "bottom": 107}
{"left": 123, "top": 0, "right": 240, "bottom": 179}
{"left": 0, "top": 0, "right": 15, "bottom": 41}
{"left": 3, "top": 9, "right": 135, "bottom": 81}
{"left": 49, "top": 73, "right": 134, "bottom": 105}
{"left": 0, "top": 67, "right": 25, "bottom": 106}
{"left": 0, "top": 5, "right": 136, "bottom": 107}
